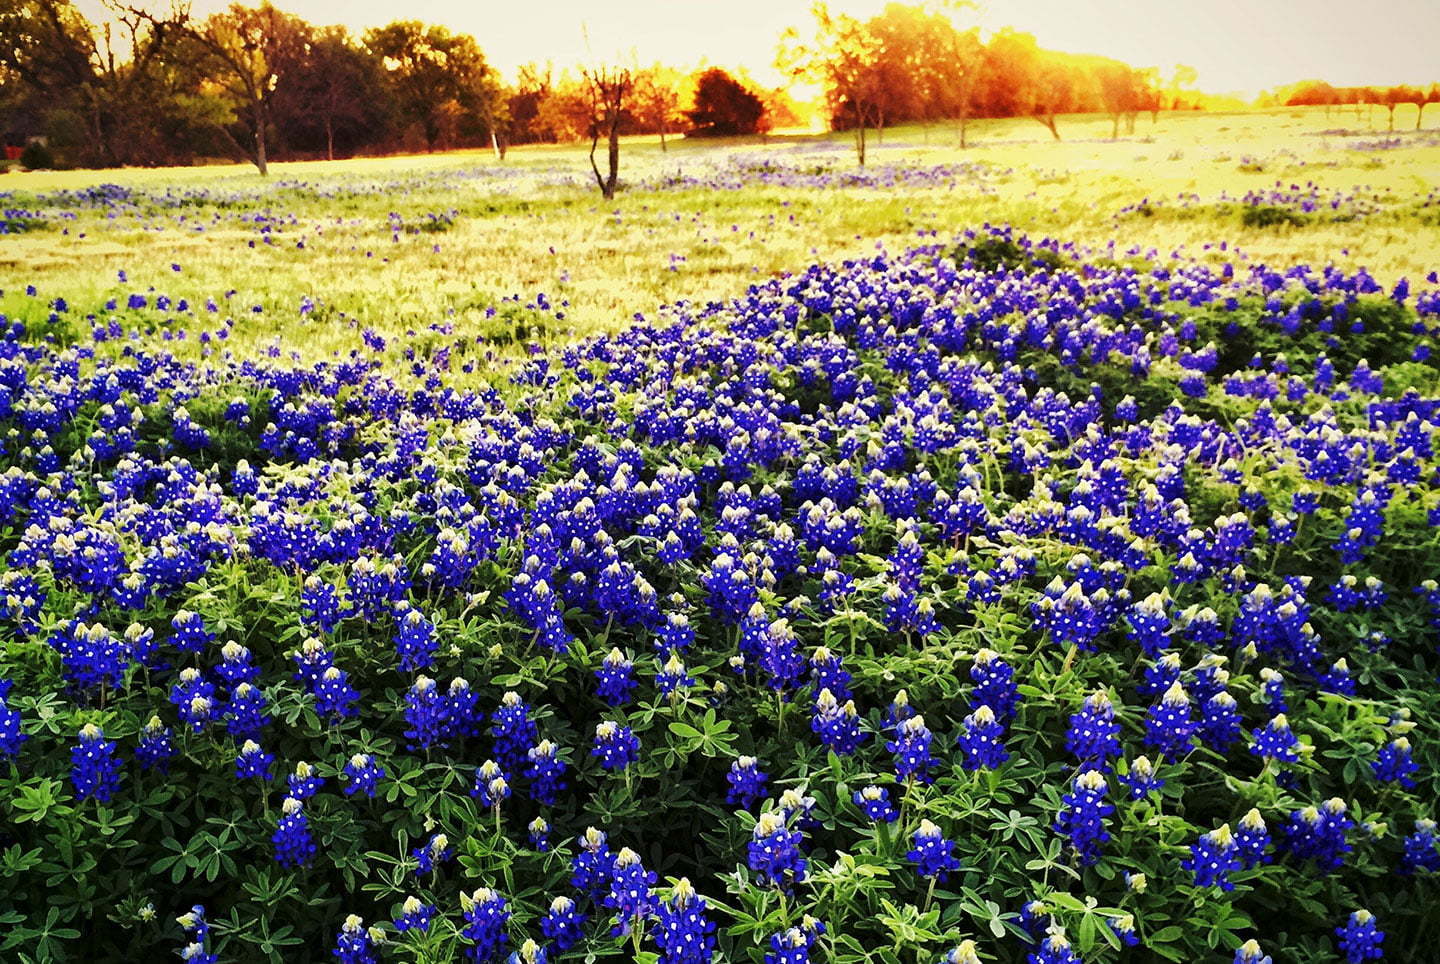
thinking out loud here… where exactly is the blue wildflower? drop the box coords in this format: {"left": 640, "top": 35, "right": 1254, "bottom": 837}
{"left": 907, "top": 819, "right": 962, "bottom": 881}
{"left": 71, "top": 723, "right": 122, "bottom": 803}
{"left": 1335, "top": 910, "right": 1384, "bottom": 963}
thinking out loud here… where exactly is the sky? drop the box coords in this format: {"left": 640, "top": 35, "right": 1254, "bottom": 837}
{"left": 81, "top": 0, "right": 1440, "bottom": 96}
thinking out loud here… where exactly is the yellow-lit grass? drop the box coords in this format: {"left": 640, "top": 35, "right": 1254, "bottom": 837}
{"left": 2, "top": 107, "right": 1437, "bottom": 367}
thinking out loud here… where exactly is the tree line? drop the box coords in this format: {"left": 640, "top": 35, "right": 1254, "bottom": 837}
{"left": 1272, "top": 80, "right": 1440, "bottom": 131}
{"left": 1, "top": 0, "right": 1433, "bottom": 177}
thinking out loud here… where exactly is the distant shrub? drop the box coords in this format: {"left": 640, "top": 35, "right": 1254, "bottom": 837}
{"left": 1241, "top": 204, "right": 1305, "bottom": 228}
{"left": 19, "top": 141, "right": 54, "bottom": 171}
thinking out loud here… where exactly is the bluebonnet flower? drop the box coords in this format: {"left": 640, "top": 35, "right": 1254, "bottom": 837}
{"left": 225, "top": 682, "right": 271, "bottom": 743}
{"left": 528, "top": 816, "right": 551, "bottom": 851}
{"left": 1250, "top": 713, "right": 1300, "bottom": 763}
{"left": 1028, "top": 933, "right": 1082, "bottom": 964}
{"left": 809, "top": 646, "right": 852, "bottom": 701}
{"left": 71, "top": 723, "right": 121, "bottom": 803}
{"left": 1198, "top": 692, "right": 1242, "bottom": 753}
{"left": 1258, "top": 667, "right": 1287, "bottom": 715}
{"left": 1144, "top": 681, "right": 1194, "bottom": 758}
{"left": 1372, "top": 737, "right": 1418, "bottom": 788}
{"left": 342, "top": 753, "right": 385, "bottom": 798}
{"left": 404, "top": 675, "right": 449, "bottom": 750}
{"left": 1065, "top": 692, "right": 1120, "bottom": 770}
{"left": 656, "top": 651, "right": 695, "bottom": 697}
{"left": 749, "top": 810, "right": 807, "bottom": 890}
{"left": 811, "top": 688, "right": 866, "bottom": 755}
{"left": 216, "top": 641, "right": 260, "bottom": 688}
{"left": 907, "top": 819, "right": 962, "bottom": 881}
{"left": 135, "top": 715, "right": 175, "bottom": 772}
{"left": 413, "top": 833, "right": 453, "bottom": 876}
{"left": 1335, "top": 910, "right": 1384, "bottom": 963}
{"left": 571, "top": 827, "right": 616, "bottom": 896}
{"left": 1235, "top": 808, "right": 1273, "bottom": 868}
{"left": 525, "top": 739, "right": 568, "bottom": 805}
{"left": 394, "top": 895, "right": 436, "bottom": 933}
{"left": 971, "top": 649, "right": 1020, "bottom": 724}
{"left": 0, "top": 682, "right": 26, "bottom": 759}
{"left": 958, "top": 704, "right": 1009, "bottom": 770}
{"left": 170, "top": 610, "right": 214, "bottom": 653}
{"left": 490, "top": 692, "right": 538, "bottom": 772}
{"left": 540, "top": 895, "right": 587, "bottom": 950}
{"left": 888, "top": 715, "right": 937, "bottom": 785}
{"left": 235, "top": 740, "right": 275, "bottom": 780}
{"left": 506, "top": 939, "right": 546, "bottom": 964}
{"left": 1183, "top": 824, "right": 1240, "bottom": 890}
{"left": 1055, "top": 768, "right": 1112, "bottom": 866}
{"left": 1281, "top": 799, "right": 1353, "bottom": 871}
{"left": 854, "top": 785, "right": 899, "bottom": 823}
{"left": 177, "top": 905, "right": 217, "bottom": 964}
{"left": 273, "top": 796, "right": 315, "bottom": 868}
{"left": 1138, "top": 651, "right": 1181, "bottom": 699}
{"left": 727, "top": 756, "right": 769, "bottom": 809}
{"left": 605, "top": 847, "right": 657, "bottom": 937}
{"left": 939, "top": 941, "right": 982, "bottom": 964}
{"left": 314, "top": 665, "right": 360, "bottom": 719}
{"left": 1318, "top": 658, "right": 1356, "bottom": 697}
{"left": 595, "top": 648, "right": 638, "bottom": 705}
{"left": 764, "top": 919, "right": 826, "bottom": 964}
{"left": 1018, "top": 898, "right": 1051, "bottom": 940}
{"left": 650, "top": 877, "right": 715, "bottom": 964}
{"left": 471, "top": 759, "right": 511, "bottom": 810}
{"left": 460, "top": 887, "right": 510, "bottom": 961}
{"left": 302, "top": 576, "right": 345, "bottom": 633}
{"left": 287, "top": 760, "right": 324, "bottom": 800}
{"left": 170, "top": 668, "right": 216, "bottom": 732}
{"left": 393, "top": 604, "right": 438, "bottom": 672}
{"left": 1399, "top": 819, "right": 1440, "bottom": 875}
{"left": 1109, "top": 914, "right": 1139, "bottom": 947}
{"left": 592, "top": 720, "right": 640, "bottom": 771}
{"left": 333, "top": 914, "right": 381, "bottom": 964}
{"left": 1234, "top": 940, "right": 1272, "bottom": 964}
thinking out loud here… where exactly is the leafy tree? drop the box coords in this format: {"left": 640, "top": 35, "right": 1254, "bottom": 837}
{"left": 685, "top": 67, "right": 766, "bottom": 137}
{"left": 0, "top": 0, "right": 189, "bottom": 166}
{"left": 779, "top": 2, "right": 887, "bottom": 166}
{"left": 184, "top": 2, "right": 315, "bottom": 175}
{"left": 274, "top": 26, "right": 390, "bottom": 161}
{"left": 363, "top": 20, "right": 492, "bottom": 152}
{"left": 632, "top": 65, "right": 684, "bottom": 149}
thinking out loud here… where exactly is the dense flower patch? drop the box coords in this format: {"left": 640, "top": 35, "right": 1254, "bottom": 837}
{"left": 0, "top": 227, "right": 1438, "bottom": 963}
{"left": 1116, "top": 182, "right": 1440, "bottom": 227}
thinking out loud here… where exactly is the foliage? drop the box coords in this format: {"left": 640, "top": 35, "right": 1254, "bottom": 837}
{"left": 0, "top": 210, "right": 1438, "bottom": 964}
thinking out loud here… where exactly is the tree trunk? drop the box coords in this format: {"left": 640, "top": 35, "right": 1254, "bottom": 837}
{"left": 854, "top": 122, "right": 867, "bottom": 167}
{"left": 957, "top": 112, "right": 967, "bottom": 149}
{"left": 490, "top": 129, "right": 501, "bottom": 160}
{"left": 606, "top": 119, "right": 620, "bottom": 199}
{"left": 1419, "top": 103, "right": 1426, "bottom": 130}
{"left": 1387, "top": 105, "right": 1395, "bottom": 131}
{"left": 659, "top": 128, "right": 667, "bottom": 152}
{"left": 253, "top": 104, "right": 268, "bottom": 176}
{"left": 325, "top": 116, "right": 334, "bottom": 162}
{"left": 1111, "top": 113, "right": 1119, "bottom": 139}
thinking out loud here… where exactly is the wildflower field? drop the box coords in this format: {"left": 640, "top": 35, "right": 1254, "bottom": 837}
{"left": 1, "top": 109, "right": 1439, "bottom": 964}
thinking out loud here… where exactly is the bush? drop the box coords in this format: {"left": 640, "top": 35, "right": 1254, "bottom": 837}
{"left": 19, "top": 140, "right": 55, "bottom": 171}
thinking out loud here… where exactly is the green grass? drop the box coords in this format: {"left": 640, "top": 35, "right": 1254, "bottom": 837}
{"left": 1, "top": 106, "right": 1437, "bottom": 366}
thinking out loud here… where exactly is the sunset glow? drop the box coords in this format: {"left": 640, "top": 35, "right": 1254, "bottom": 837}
{"left": 77, "top": 0, "right": 1440, "bottom": 95}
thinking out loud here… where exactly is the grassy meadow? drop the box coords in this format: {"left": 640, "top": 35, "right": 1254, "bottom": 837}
{"left": 5, "top": 104, "right": 1440, "bottom": 963}
{"left": 3, "top": 107, "right": 1438, "bottom": 366}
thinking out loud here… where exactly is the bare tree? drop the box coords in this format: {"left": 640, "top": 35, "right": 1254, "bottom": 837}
{"left": 582, "top": 64, "right": 631, "bottom": 200}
